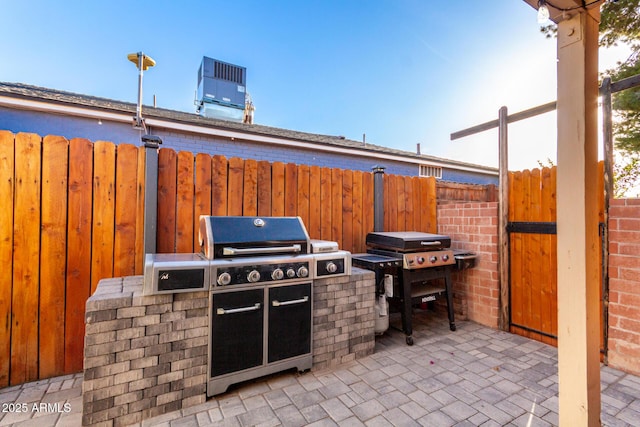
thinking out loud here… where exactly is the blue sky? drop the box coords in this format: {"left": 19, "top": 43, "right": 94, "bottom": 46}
{"left": 0, "top": 1, "right": 628, "bottom": 170}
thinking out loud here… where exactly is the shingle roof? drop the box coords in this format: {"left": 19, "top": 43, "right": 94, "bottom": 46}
{"left": 0, "top": 81, "right": 497, "bottom": 173}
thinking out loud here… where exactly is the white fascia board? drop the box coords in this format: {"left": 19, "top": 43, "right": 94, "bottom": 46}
{"left": 0, "top": 95, "right": 497, "bottom": 176}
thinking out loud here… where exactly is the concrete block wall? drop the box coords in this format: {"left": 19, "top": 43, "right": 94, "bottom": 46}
{"left": 608, "top": 198, "right": 640, "bottom": 375}
{"left": 82, "top": 277, "right": 208, "bottom": 426}
{"left": 437, "top": 202, "right": 500, "bottom": 328}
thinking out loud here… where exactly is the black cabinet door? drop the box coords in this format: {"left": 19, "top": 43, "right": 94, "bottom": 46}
{"left": 268, "top": 283, "right": 312, "bottom": 363}
{"left": 210, "top": 289, "right": 264, "bottom": 377}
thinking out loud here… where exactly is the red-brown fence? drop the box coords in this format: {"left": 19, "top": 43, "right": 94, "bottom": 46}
{"left": 0, "top": 131, "right": 439, "bottom": 386}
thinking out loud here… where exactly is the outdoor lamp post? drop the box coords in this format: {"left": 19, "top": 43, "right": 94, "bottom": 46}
{"left": 127, "top": 52, "right": 156, "bottom": 131}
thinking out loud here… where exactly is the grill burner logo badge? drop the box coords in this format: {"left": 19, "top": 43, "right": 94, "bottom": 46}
{"left": 253, "top": 218, "right": 265, "bottom": 227}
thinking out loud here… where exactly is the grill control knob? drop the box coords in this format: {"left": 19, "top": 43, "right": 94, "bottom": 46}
{"left": 326, "top": 262, "right": 338, "bottom": 273}
{"left": 286, "top": 268, "right": 297, "bottom": 278}
{"left": 442, "top": 254, "right": 450, "bottom": 262}
{"left": 417, "top": 257, "right": 425, "bottom": 265}
{"left": 271, "top": 268, "right": 284, "bottom": 280}
{"left": 247, "top": 270, "right": 261, "bottom": 283}
{"left": 429, "top": 256, "right": 438, "bottom": 263}
{"left": 217, "top": 272, "right": 232, "bottom": 286}
{"left": 297, "top": 266, "right": 309, "bottom": 278}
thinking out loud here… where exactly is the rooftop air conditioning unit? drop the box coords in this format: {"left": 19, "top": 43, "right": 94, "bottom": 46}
{"left": 196, "top": 57, "right": 246, "bottom": 122}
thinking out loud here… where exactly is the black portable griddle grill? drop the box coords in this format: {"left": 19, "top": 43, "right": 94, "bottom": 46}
{"left": 353, "top": 231, "right": 460, "bottom": 346}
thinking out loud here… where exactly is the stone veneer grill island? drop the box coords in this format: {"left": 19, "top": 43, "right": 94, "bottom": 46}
{"left": 82, "top": 270, "right": 375, "bottom": 426}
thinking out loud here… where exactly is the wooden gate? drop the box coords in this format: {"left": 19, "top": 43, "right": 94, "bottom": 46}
{"left": 508, "top": 164, "right": 604, "bottom": 347}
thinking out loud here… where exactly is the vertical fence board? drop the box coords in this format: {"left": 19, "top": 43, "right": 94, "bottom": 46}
{"left": 342, "top": 170, "right": 353, "bottom": 252}
{"left": 91, "top": 141, "right": 116, "bottom": 292}
{"left": 411, "top": 177, "right": 421, "bottom": 232}
{"left": 271, "top": 162, "right": 285, "bottom": 217}
{"left": 176, "top": 151, "right": 195, "bottom": 253}
{"left": 549, "top": 167, "right": 558, "bottom": 340}
{"left": 528, "top": 169, "right": 543, "bottom": 342}
{"left": 0, "top": 131, "right": 14, "bottom": 387}
{"left": 308, "top": 166, "right": 321, "bottom": 239}
{"left": 0, "top": 132, "right": 13, "bottom": 387}
{"left": 320, "top": 167, "right": 332, "bottom": 240}
{"left": 134, "top": 147, "right": 145, "bottom": 274}
{"left": 243, "top": 159, "right": 258, "bottom": 216}
{"left": 11, "top": 133, "right": 41, "bottom": 384}
{"left": 257, "top": 161, "right": 271, "bottom": 217}
{"left": 331, "top": 169, "right": 343, "bottom": 247}
{"left": 228, "top": 157, "right": 244, "bottom": 216}
{"left": 212, "top": 155, "right": 228, "bottom": 216}
{"left": 157, "top": 149, "right": 177, "bottom": 252}
{"left": 352, "top": 171, "right": 364, "bottom": 253}
{"left": 285, "top": 163, "right": 297, "bottom": 217}
{"left": 397, "top": 176, "right": 407, "bottom": 231}
{"left": 297, "top": 165, "right": 310, "bottom": 228}
{"left": 510, "top": 171, "right": 524, "bottom": 333}
{"left": 194, "top": 153, "right": 212, "bottom": 250}
{"left": 404, "top": 177, "right": 414, "bottom": 232}
{"left": 39, "top": 135, "right": 68, "bottom": 379}
{"left": 387, "top": 175, "right": 398, "bottom": 231}
{"left": 540, "top": 166, "right": 555, "bottom": 345}
{"left": 113, "top": 144, "right": 138, "bottom": 277}
{"left": 65, "top": 138, "right": 93, "bottom": 373}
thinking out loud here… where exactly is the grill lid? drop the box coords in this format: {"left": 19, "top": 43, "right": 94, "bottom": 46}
{"left": 366, "top": 231, "right": 451, "bottom": 252}
{"left": 199, "top": 216, "right": 310, "bottom": 259}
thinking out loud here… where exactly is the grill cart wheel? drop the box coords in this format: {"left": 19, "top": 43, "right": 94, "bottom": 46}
{"left": 406, "top": 336, "right": 414, "bottom": 346}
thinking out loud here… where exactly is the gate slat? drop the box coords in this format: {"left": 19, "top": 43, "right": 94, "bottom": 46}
{"left": 39, "top": 135, "right": 68, "bottom": 378}
{"left": 11, "top": 133, "right": 42, "bottom": 384}
{"left": 411, "top": 177, "right": 421, "bottom": 232}
{"left": 510, "top": 171, "right": 524, "bottom": 333}
{"left": 387, "top": 175, "right": 398, "bottom": 231}
{"left": 0, "top": 132, "right": 13, "bottom": 386}
{"left": 528, "top": 168, "right": 543, "bottom": 342}
{"left": 540, "top": 166, "right": 556, "bottom": 345}
{"left": 404, "top": 176, "right": 414, "bottom": 232}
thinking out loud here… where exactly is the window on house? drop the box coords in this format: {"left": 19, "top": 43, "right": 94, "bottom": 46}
{"left": 419, "top": 165, "right": 442, "bottom": 179}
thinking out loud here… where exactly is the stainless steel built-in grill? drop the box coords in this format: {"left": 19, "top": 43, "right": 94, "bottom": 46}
{"left": 198, "top": 216, "right": 350, "bottom": 396}
{"left": 353, "top": 231, "right": 476, "bottom": 346}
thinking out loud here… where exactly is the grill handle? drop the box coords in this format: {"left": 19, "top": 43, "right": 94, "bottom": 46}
{"left": 454, "top": 254, "right": 477, "bottom": 260}
{"left": 216, "top": 303, "right": 261, "bottom": 315}
{"left": 420, "top": 241, "right": 442, "bottom": 247}
{"left": 272, "top": 296, "right": 309, "bottom": 307}
{"left": 222, "top": 244, "right": 302, "bottom": 256}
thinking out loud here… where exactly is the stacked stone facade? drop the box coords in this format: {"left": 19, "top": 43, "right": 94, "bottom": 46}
{"left": 82, "top": 269, "right": 375, "bottom": 426}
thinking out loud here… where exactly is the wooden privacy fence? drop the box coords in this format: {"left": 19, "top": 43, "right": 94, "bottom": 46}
{"left": 0, "top": 131, "right": 438, "bottom": 387}
{"left": 508, "top": 163, "right": 604, "bottom": 347}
